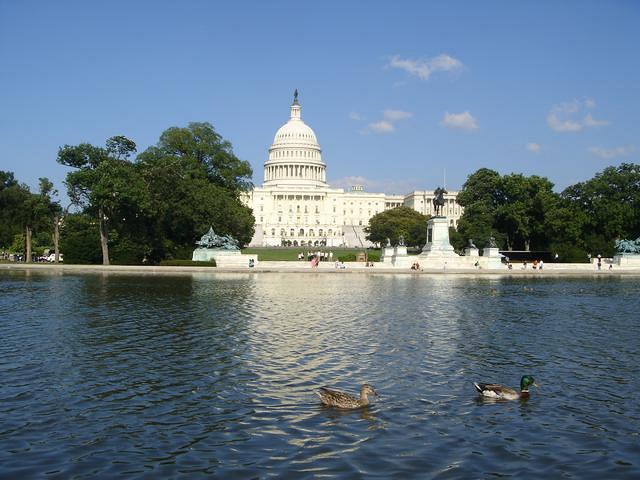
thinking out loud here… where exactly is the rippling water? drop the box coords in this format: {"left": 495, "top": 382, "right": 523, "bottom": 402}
{"left": 1, "top": 271, "right": 639, "bottom": 478}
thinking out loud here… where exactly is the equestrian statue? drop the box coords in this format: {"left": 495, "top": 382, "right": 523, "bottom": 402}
{"left": 432, "top": 187, "right": 448, "bottom": 217}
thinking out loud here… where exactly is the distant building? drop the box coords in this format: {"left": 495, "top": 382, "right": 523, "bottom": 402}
{"left": 242, "top": 93, "right": 463, "bottom": 247}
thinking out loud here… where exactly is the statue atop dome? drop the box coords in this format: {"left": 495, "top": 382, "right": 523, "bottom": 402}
{"left": 293, "top": 89, "right": 299, "bottom": 105}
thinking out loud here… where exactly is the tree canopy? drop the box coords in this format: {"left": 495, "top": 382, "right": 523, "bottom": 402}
{"left": 456, "top": 163, "right": 640, "bottom": 260}
{"left": 365, "top": 206, "right": 429, "bottom": 247}
{"left": 56, "top": 123, "right": 255, "bottom": 264}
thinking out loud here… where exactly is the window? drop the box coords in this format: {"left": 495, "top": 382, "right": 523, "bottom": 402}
{"left": 271, "top": 228, "right": 275, "bottom": 236}
{"left": 299, "top": 228, "right": 305, "bottom": 236}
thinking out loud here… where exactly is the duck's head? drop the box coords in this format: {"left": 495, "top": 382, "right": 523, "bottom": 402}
{"left": 520, "top": 375, "right": 538, "bottom": 391}
{"left": 361, "top": 384, "right": 379, "bottom": 398}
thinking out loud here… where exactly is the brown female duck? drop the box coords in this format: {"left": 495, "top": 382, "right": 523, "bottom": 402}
{"left": 316, "top": 384, "right": 379, "bottom": 409}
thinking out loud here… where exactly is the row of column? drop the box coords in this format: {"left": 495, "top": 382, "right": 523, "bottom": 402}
{"left": 265, "top": 164, "right": 325, "bottom": 182}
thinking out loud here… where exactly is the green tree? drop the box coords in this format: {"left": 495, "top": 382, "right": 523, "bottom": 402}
{"left": 59, "top": 213, "right": 102, "bottom": 264}
{"left": 0, "top": 171, "right": 21, "bottom": 248}
{"left": 57, "top": 136, "right": 148, "bottom": 265}
{"left": 365, "top": 206, "right": 429, "bottom": 247}
{"left": 495, "top": 174, "right": 557, "bottom": 251}
{"left": 561, "top": 163, "right": 640, "bottom": 252}
{"left": 457, "top": 169, "right": 558, "bottom": 251}
{"left": 456, "top": 168, "right": 502, "bottom": 248}
{"left": 137, "top": 122, "right": 254, "bottom": 259}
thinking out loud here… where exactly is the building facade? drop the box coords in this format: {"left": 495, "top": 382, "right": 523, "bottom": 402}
{"left": 242, "top": 94, "right": 463, "bottom": 247}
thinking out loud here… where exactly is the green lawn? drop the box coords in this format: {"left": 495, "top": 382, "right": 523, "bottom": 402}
{"left": 242, "top": 247, "right": 380, "bottom": 262}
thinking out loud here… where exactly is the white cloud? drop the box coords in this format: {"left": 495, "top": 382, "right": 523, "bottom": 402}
{"left": 589, "top": 145, "right": 636, "bottom": 160}
{"left": 526, "top": 143, "right": 541, "bottom": 153}
{"left": 547, "top": 99, "right": 609, "bottom": 132}
{"left": 363, "top": 109, "right": 413, "bottom": 134}
{"left": 368, "top": 120, "right": 395, "bottom": 134}
{"left": 388, "top": 54, "right": 463, "bottom": 80}
{"left": 384, "top": 109, "right": 413, "bottom": 121}
{"left": 583, "top": 113, "right": 609, "bottom": 127}
{"left": 441, "top": 111, "right": 478, "bottom": 130}
{"left": 547, "top": 114, "right": 583, "bottom": 132}
{"left": 348, "top": 112, "right": 362, "bottom": 121}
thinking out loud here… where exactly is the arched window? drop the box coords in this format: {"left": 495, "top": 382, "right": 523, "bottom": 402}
{"left": 319, "top": 229, "right": 323, "bottom": 236}
{"left": 328, "top": 229, "right": 333, "bottom": 236}
{"left": 271, "top": 228, "right": 275, "bottom": 236}
{"left": 290, "top": 228, "right": 295, "bottom": 236}
{"left": 299, "top": 228, "right": 305, "bottom": 236}
{"left": 309, "top": 229, "right": 314, "bottom": 237}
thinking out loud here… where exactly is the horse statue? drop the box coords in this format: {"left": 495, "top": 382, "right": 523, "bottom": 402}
{"left": 432, "top": 187, "right": 448, "bottom": 216}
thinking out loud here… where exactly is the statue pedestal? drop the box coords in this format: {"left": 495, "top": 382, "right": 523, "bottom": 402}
{"left": 380, "top": 246, "right": 395, "bottom": 264}
{"left": 392, "top": 245, "right": 411, "bottom": 268}
{"left": 464, "top": 247, "right": 479, "bottom": 257}
{"left": 192, "top": 248, "right": 258, "bottom": 268}
{"left": 418, "top": 217, "right": 456, "bottom": 258}
{"left": 482, "top": 247, "right": 504, "bottom": 269}
{"left": 614, "top": 253, "right": 640, "bottom": 267}
{"left": 417, "top": 217, "right": 467, "bottom": 268}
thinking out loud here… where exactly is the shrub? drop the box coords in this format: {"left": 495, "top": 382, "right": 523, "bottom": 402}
{"left": 59, "top": 214, "right": 102, "bottom": 264}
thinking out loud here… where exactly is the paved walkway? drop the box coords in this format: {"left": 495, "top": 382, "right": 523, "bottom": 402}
{"left": 2, "top": 262, "right": 639, "bottom": 276}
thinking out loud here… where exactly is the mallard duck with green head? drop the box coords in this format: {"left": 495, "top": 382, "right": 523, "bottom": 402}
{"left": 316, "top": 384, "right": 379, "bottom": 409}
{"left": 474, "top": 375, "right": 538, "bottom": 400}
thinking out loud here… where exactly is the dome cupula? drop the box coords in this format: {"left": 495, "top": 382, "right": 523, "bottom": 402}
{"left": 264, "top": 94, "right": 326, "bottom": 187}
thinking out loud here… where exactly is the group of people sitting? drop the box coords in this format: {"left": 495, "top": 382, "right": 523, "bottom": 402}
{"left": 410, "top": 261, "right": 421, "bottom": 270}
{"left": 521, "top": 259, "right": 544, "bottom": 270}
{"left": 299, "top": 251, "right": 333, "bottom": 262}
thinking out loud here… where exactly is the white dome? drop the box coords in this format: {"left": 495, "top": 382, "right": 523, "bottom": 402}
{"left": 272, "top": 120, "right": 319, "bottom": 148}
{"left": 263, "top": 92, "right": 327, "bottom": 187}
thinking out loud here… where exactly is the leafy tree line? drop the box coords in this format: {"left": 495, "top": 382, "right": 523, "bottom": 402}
{"left": 0, "top": 172, "right": 62, "bottom": 262}
{"left": 455, "top": 164, "right": 640, "bottom": 260}
{"left": 365, "top": 163, "right": 640, "bottom": 262}
{"left": 1, "top": 122, "right": 255, "bottom": 265}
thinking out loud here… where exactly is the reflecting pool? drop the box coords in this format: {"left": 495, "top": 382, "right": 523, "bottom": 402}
{"left": 1, "top": 271, "right": 639, "bottom": 478}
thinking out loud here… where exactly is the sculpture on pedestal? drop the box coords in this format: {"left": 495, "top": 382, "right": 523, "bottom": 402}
{"left": 195, "top": 227, "right": 239, "bottom": 251}
{"left": 615, "top": 237, "right": 640, "bottom": 254}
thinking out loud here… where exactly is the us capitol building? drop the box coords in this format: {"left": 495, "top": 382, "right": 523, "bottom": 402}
{"left": 242, "top": 92, "right": 464, "bottom": 247}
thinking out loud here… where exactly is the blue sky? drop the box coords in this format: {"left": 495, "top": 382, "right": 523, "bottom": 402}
{"left": 1, "top": 1, "right": 638, "bottom": 203}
